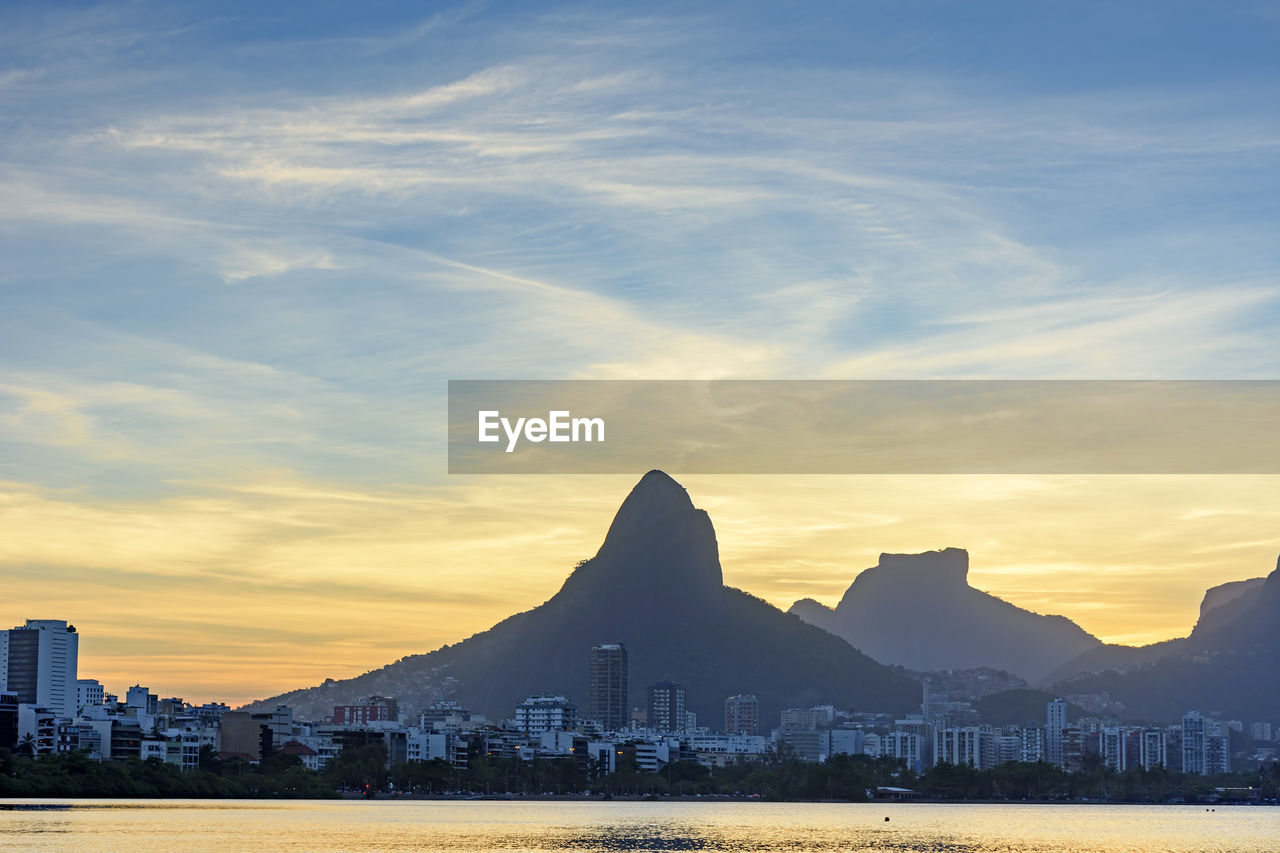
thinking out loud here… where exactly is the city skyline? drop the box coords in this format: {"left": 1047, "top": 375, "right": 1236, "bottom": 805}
{"left": 4, "top": 613, "right": 1264, "bottom": 783}
{"left": 2, "top": 1, "right": 1278, "bottom": 706}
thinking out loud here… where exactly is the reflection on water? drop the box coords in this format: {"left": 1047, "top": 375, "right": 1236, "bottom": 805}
{"left": 0, "top": 800, "right": 1277, "bottom": 853}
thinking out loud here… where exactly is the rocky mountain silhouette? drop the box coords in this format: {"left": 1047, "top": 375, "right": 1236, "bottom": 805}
{"left": 1041, "top": 575, "right": 1267, "bottom": 685}
{"left": 1049, "top": 556, "right": 1280, "bottom": 721}
{"left": 245, "top": 471, "right": 920, "bottom": 726}
{"left": 788, "top": 548, "right": 1101, "bottom": 683}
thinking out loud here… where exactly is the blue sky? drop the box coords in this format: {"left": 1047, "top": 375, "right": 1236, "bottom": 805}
{"left": 1, "top": 1, "right": 1278, "bottom": 700}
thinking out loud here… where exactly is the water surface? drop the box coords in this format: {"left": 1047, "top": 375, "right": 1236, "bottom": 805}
{"left": 1, "top": 799, "right": 1275, "bottom": 852}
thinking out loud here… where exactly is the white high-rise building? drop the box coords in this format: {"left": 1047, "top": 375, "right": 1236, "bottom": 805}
{"left": 1046, "top": 699, "right": 1068, "bottom": 766}
{"left": 1099, "top": 727, "right": 1127, "bottom": 771}
{"left": 3, "top": 620, "right": 79, "bottom": 719}
{"left": 1138, "top": 728, "right": 1167, "bottom": 770}
{"left": 1182, "top": 711, "right": 1207, "bottom": 774}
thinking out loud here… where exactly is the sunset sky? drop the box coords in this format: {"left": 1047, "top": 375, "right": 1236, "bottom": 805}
{"left": 2, "top": 1, "right": 1278, "bottom": 705}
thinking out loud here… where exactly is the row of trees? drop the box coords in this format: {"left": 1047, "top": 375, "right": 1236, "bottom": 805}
{"left": 0, "top": 747, "right": 336, "bottom": 798}
{"left": 3, "top": 745, "right": 1277, "bottom": 803}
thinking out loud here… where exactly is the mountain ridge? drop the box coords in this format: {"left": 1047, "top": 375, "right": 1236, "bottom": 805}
{"left": 244, "top": 471, "right": 921, "bottom": 725}
{"left": 1041, "top": 572, "right": 1268, "bottom": 685}
{"left": 1046, "top": 556, "right": 1280, "bottom": 721}
{"left": 788, "top": 548, "right": 1101, "bottom": 683}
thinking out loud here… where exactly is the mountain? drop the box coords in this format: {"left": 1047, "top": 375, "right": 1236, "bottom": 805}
{"left": 788, "top": 548, "right": 1100, "bottom": 683}
{"left": 1039, "top": 638, "right": 1183, "bottom": 687}
{"left": 1049, "top": 556, "right": 1280, "bottom": 722}
{"left": 1040, "top": 575, "right": 1266, "bottom": 685}
{"left": 973, "top": 690, "right": 1089, "bottom": 728}
{"left": 245, "top": 471, "right": 920, "bottom": 726}
{"left": 1193, "top": 576, "right": 1267, "bottom": 636}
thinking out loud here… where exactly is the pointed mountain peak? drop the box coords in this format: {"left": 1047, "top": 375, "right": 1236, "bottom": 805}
{"left": 558, "top": 471, "right": 723, "bottom": 603}
{"left": 603, "top": 469, "right": 695, "bottom": 541}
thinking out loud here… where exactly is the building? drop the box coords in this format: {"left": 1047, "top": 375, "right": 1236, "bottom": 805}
{"left": 0, "top": 692, "right": 18, "bottom": 751}
{"left": 333, "top": 696, "right": 398, "bottom": 726}
{"left": 514, "top": 694, "right": 578, "bottom": 735}
{"left": 76, "top": 679, "right": 104, "bottom": 714}
{"left": 1182, "top": 711, "right": 1207, "bottom": 775}
{"left": 1020, "top": 727, "right": 1046, "bottom": 763}
{"left": 780, "top": 705, "right": 836, "bottom": 732}
{"left": 934, "top": 727, "right": 995, "bottom": 771}
{"left": 16, "top": 705, "right": 58, "bottom": 755}
{"left": 2, "top": 620, "right": 79, "bottom": 719}
{"left": 781, "top": 729, "right": 825, "bottom": 762}
{"left": 1250, "top": 721, "right": 1273, "bottom": 742}
{"left": 1138, "top": 728, "right": 1167, "bottom": 770}
{"left": 1099, "top": 727, "right": 1127, "bottom": 771}
{"left": 828, "top": 728, "right": 865, "bottom": 758}
{"left": 884, "top": 731, "right": 923, "bottom": 772}
{"left": 1046, "top": 699, "right": 1068, "bottom": 766}
{"left": 418, "top": 700, "right": 471, "bottom": 730}
{"left": 996, "top": 734, "right": 1023, "bottom": 765}
{"left": 588, "top": 643, "right": 628, "bottom": 731}
{"left": 279, "top": 739, "right": 320, "bottom": 771}
{"left": 724, "top": 694, "right": 759, "bottom": 735}
{"left": 220, "top": 710, "right": 266, "bottom": 762}
{"left": 126, "top": 685, "right": 158, "bottom": 715}
{"left": 1206, "top": 726, "right": 1230, "bottom": 774}
{"left": 1060, "top": 726, "right": 1085, "bottom": 772}
{"left": 646, "top": 682, "right": 686, "bottom": 734}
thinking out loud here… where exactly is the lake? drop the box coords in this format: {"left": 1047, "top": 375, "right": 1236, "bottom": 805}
{"left": 1, "top": 799, "right": 1276, "bottom": 852}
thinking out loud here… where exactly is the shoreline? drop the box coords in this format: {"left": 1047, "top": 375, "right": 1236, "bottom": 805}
{"left": 3, "top": 795, "right": 1274, "bottom": 806}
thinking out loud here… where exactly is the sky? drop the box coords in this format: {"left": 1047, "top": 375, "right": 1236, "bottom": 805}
{"left": 1, "top": 1, "right": 1278, "bottom": 705}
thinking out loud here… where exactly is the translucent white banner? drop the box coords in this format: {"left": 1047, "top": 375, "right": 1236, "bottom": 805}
{"left": 447, "top": 380, "right": 1280, "bottom": 474}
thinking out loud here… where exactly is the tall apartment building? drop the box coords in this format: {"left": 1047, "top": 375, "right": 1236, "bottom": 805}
{"left": 1206, "top": 723, "right": 1231, "bottom": 775}
{"left": 645, "top": 682, "right": 686, "bottom": 733}
{"left": 1020, "top": 727, "right": 1046, "bottom": 763}
{"left": 1099, "top": 727, "right": 1127, "bottom": 771}
{"left": 1182, "top": 711, "right": 1207, "bottom": 775}
{"left": 724, "top": 694, "right": 759, "bottom": 735}
{"left": 589, "top": 643, "right": 628, "bottom": 731}
{"left": 1046, "top": 698, "right": 1068, "bottom": 766}
{"left": 1, "top": 620, "right": 79, "bottom": 719}
{"left": 1138, "top": 728, "right": 1167, "bottom": 770}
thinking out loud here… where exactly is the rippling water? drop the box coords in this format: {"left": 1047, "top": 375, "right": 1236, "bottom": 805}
{"left": 1, "top": 800, "right": 1276, "bottom": 852}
